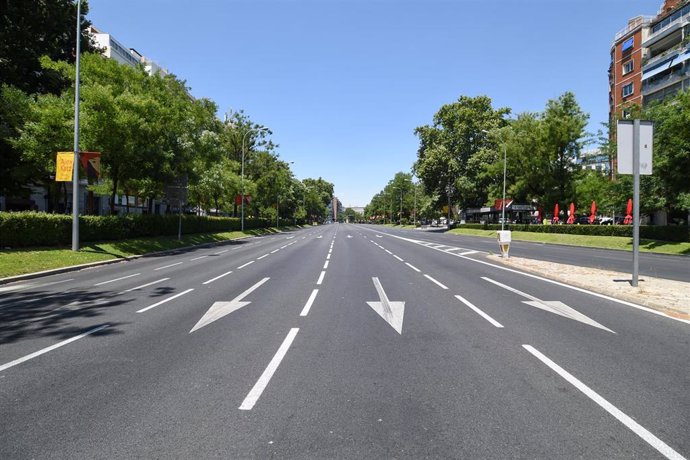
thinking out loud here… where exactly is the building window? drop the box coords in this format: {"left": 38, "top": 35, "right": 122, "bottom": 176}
{"left": 622, "top": 37, "right": 634, "bottom": 52}
{"left": 622, "top": 83, "right": 634, "bottom": 98}
{"left": 623, "top": 60, "right": 634, "bottom": 75}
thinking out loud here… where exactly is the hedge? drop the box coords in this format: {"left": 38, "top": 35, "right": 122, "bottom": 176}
{"left": 457, "top": 223, "right": 690, "bottom": 243}
{"left": 0, "top": 212, "right": 273, "bottom": 248}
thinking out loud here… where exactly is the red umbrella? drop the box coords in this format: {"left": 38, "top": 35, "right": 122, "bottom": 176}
{"left": 589, "top": 200, "right": 596, "bottom": 224}
{"left": 552, "top": 203, "right": 559, "bottom": 224}
{"left": 567, "top": 202, "right": 575, "bottom": 224}
{"left": 624, "top": 198, "right": 633, "bottom": 224}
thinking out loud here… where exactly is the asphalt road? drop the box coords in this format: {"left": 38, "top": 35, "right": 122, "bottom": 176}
{"left": 1, "top": 224, "right": 688, "bottom": 459}
{"left": 386, "top": 225, "right": 690, "bottom": 282}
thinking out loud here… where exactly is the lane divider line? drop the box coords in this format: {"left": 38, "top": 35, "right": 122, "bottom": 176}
{"left": 393, "top": 255, "right": 404, "bottom": 262}
{"left": 94, "top": 273, "right": 140, "bottom": 286}
{"left": 0, "top": 325, "right": 109, "bottom": 373}
{"left": 257, "top": 254, "right": 270, "bottom": 260}
{"left": 300, "top": 289, "right": 319, "bottom": 317}
{"left": 237, "top": 261, "right": 255, "bottom": 270}
{"left": 155, "top": 262, "right": 183, "bottom": 271}
{"left": 405, "top": 263, "right": 421, "bottom": 273}
{"left": 424, "top": 274, "right": 448, "bottom": 290}
{"left": 455, "top": 294, "right": 504, "bottom": 328}
{"left": 202, "top": 271, "right": 233, "bottom": 285}
{"left": 119, "top": 278, "right": 169, "bottom": 294}
{"left": 239, "top": 328, "right": 300, "bottom": 410}
{"left": 270, "top": 249, "right": 280, "bottom": 254}
{"left": 317, "top": 271, "right": 326, "bottom": 285}
{"left": 190, "top": 255, "right": 208, "bottom": 261}
{"left": 214, "top": 249, "right": 229, "bottom": 255}
{"left": 137, "top": 288, "right": 194, "bottom": 313}
{"left": 323, "top": 261, "right": 329, "bottom": 269}
{"left": 523, "top": 345, "right": 686, "bottom": 460}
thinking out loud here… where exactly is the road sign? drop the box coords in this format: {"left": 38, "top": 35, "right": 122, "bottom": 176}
{"left": 617, "top": 120, "right": 653, "bottom": 175}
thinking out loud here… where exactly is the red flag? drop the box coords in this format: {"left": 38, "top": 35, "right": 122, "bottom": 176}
{"left": 552, "top": 203, "right": 559, "bottom": 224}
{"left": 589, "top": 200, "right": 596, "bottom": 224}
{"left": 624, "top": 198, "right": 633, "bottom": 224}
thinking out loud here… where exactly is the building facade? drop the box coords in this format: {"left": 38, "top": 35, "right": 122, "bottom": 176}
{"left": 641, "top": 1, "right": 690, "bottom": 104}
{"left": 609, "top": 0, "right": 690, "bottom": 124}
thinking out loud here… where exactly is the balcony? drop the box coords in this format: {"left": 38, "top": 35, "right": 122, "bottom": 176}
{"left": 642, "top": 69, "right": 688, "bottom": 95}
{"left": 643, "top": 43, "right": 688, "bottom": 70}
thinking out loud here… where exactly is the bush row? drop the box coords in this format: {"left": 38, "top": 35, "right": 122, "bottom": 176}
{"left": 0, "top": 212, "right": 273, "bottom": 248}
{"left": 458, "top": 223, "right": 690, "bottom": 242}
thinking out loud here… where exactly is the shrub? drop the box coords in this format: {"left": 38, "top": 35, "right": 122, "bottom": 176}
{"left": 0, "top": 212, "right": 274, "bottom": 248}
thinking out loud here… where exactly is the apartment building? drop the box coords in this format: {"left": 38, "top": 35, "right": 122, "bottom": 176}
{"left": 609, "top": 0, "right": 690, "bottom": 123}
{"left": 609, "top": 15, "right": 653, "bottom": 121}
{"left": 641, "top": 1, "right": 690, "bottom": 104}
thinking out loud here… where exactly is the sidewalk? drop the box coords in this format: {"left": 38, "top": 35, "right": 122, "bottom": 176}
{"left": 489, "top": 254, "right": 690, "bottom": 321}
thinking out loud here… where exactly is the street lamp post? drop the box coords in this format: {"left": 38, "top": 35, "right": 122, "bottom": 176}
{"left": 241, "top": 126, "right": 269, "bottom": 232}
{"left": 71, "top": 0, "right": 82, "bottom": 251}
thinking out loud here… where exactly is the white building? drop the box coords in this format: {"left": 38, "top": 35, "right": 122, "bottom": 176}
{"left": 89, "top": 26, "right": 169, "bottom": 77}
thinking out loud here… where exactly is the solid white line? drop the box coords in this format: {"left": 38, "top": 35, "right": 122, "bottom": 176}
{"left": 393, "top": 255, "right": 404, "bottom": 262}
{"left": 300, "top": 289, "right": 319, "bottom": 316}
{"left": 214, "top": 249, "right": 229, "bottom": 255}
{"left": 190, "top": 255, "right": 208, "bottom": 261}
{"left": 257, "top": 254, "right": 270, "bottom": 260}
{"left": 270, "top": 249, "right": 280, "bottom": 254}
{"left": 384, "top": 232, "right": 689, "bottom": 325}
{"left": 457, "top": 250, "right": 479, "bottom": 256}
{"left": 137, "top": 288, "right": 194, "bottom": 313}
{"left": 424, "top": 274, "right": 448, "bottom": 290}
{"left": 120, "top": 278, "right": 169, "bottom": 293}
{"left": 323, "top": 260, "right": 329, "bottom": 269}
{"left": 154, "top": 262, "right": 183, "bottom": 271}
{"left": 523, "top": 345, "right": 686, "bottom": 460}
{"left": 405, "top": 262, "right": 421, "bottom": 272}
{"left": 455, "top": 295, "right": 504, "bottom": 328}
{"left": 237, "top": 261, "right": 255, "bottom": 269}
{"left": 239, "top": 328, "right": 299, "bottom": 410}
{"left": 94, "top": 273, "right": 140, "bottom": 286}
{"left": 317, "top": 271, "right": 326, "bottom": 285}
{"left": 0, "top": 325, "right": 109, "bottom": 373}
{"left": 202, "top": 270, "right": 233, "bottom": 285}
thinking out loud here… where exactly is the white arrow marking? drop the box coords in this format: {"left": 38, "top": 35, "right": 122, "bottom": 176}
{"left": 482, "top": 277, "right": 614, "bottom": 333}
{"left": 347, "top": 235, "right": 353, "bottom": 238}
{"left": 190, "top": 277, "right": 269, "bottom": 333}
{"left": 366, "top": 277, "right": 405, "bottom": 334}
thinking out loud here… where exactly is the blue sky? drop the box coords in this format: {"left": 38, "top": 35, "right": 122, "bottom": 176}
{"left": 88, "top": 0, "right": 662, "bottom": 208}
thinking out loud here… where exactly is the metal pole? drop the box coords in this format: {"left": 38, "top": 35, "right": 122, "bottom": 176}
{"left": 178, "top": 199, "right": 182, "bottom": 241}
{"left": 414, "top": 182, "right": 417, "bottom": 227}
{"left": 399, "top": 189, "right": 402, "bottom": 224}
{"left": 71, "top": 0, "right": 82, "bottom": 251}
{"left": 241, "top": 134, "right": 246, "bottom": 232}
{"left": 501, "top": 141, "right": 507, "bottom": 232}
{"left": 276, "top": 195, "right": 279, "bottom": 227}
{"left": 632, "top": 120, "right": 640, "bottom": 287}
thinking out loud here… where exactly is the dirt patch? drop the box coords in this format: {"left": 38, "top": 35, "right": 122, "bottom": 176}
{"left": 488, "top": 255, "right": 690, "bottom": 321}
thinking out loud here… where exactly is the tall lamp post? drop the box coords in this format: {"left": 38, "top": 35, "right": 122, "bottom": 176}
{"left": 71, "top": 0, "right": 83, "bottom": 251}
{"left": 241, "top": 126, "right": 269, "bottom": 231}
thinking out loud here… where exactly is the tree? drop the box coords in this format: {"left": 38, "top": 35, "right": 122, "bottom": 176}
{"left": 644, "top": 90, "right": 690, "bottom": 215}
{"left": 414, "top": 95, "right": 510, "bottom": 209}
{"left": 0, "top": 0, "right": 100, "bottom": 198}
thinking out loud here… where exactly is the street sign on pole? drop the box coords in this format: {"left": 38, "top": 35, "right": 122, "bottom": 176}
{"left": 617, "top": 120, "right": 653, "bottom": 287}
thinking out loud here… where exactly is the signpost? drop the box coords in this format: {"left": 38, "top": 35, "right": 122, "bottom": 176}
{"left": 617, "top": 120, "right": 653, "bottom": 287}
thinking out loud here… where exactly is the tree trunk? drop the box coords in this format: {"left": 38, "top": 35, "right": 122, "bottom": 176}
{"left": 110, "top": 176, "right": 118, "bottom": 215}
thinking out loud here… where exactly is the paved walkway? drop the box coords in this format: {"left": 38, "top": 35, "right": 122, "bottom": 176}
{"left": 490, "top": 255, "right": 690, "bottom": 321}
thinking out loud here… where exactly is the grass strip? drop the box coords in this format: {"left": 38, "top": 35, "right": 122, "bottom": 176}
{"left": 0, "top": 227, "right": 287, "bottom": 278}
{"left": 447, "top": 227, "right": 690, "bottom": 255}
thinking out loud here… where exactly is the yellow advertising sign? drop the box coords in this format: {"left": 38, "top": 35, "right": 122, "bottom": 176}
{"left": 56, "top": 152, "right": 74, "bottom": 182}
